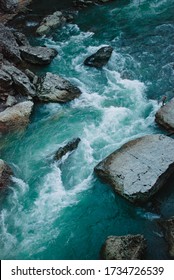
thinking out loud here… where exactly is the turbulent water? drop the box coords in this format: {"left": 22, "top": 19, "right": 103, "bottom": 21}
{"left": 0, "top": 0, "right": 174, "bottom": 259}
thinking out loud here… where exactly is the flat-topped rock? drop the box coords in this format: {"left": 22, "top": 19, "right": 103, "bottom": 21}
{"left": 0, "top": 101, "right": 33, "bottom": 133}
{"left": 0, "top": 159, "right": 13, "bottom": 189}
{"left": 159, "top": 217, "right": 174, "bottom": 258}
{"left": 95, "top": 134, "right": 174, "bottom": 203}
{"left": 155, "top": 98, "right": 174, "bottom": 131}
{"left": 20, "top": 46, "right": 58, "bottom": 65}
{"left": 101, "top": 234, "right": 147, "bottom": 260}
{"left": 36, "top": 72, "right": 82, "bottom": 103}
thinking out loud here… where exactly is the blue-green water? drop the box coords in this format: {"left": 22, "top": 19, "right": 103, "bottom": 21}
{"left": 0, "top": 0, "right": 174, "bottom": 259}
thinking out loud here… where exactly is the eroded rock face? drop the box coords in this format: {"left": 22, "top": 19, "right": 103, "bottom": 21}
{"left": 36, "top": 11, "right": 66, "bottom": 36}
{"left": 36, "top": 72, "right": 82, "bottom": 103}
{"left": 0, "top": 101, "right": 33, "bottom": 133}
{"left": 159, "top": 217, "right": 174, "bottom": 258}
{"left": 54, "top": 138, "right": 81, "bottom": 161}
{"left": 0, "top": 0, "right": 18, "bottom": 13}
{"left": 84, "top": 46, "right": 113, "bottom": 68}
{"left": 155, "top": 98, "right": 174, "bottom": 131}
{"left": 101, "top": 235, "right": 147, "bottom": 260}
{"left": 95, "top": 134, "right": 174, "bottom": 203}
{"left": 0, "top": 159, "right": 13, "bottom": 189}
{"left": 20, "top": 46, "right": 58, "bottom": 65}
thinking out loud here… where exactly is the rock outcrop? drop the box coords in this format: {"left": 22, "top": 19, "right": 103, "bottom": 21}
{"left": 101, "top": 234, "right": 147, "bottom": 260}
{"left": 84, "top": 46, "right": 113, "bottom": 68}
{"left": 54, "top": 138, "right": 81, "bottom": 161}
{"left": 36, "top": 11, "right": 66, "bottom": 36}
{"left": 0, "top": 159, "right": 13, "bottom": 189}
{"left": 94, "top": 134, "right": 174, "bottom": 203}
{"left": 0, "top": 101, "right": 33, "bottom": 133}
{"left": 36, "top": 72, "right": 82, "bottom": 103}
{"left": 20, "top": 46, "right": 58, "bottom": 65}
{"left": 155, "top": 98, "right": 174, "bottom": 131}
{"left": 159, "top": 217, "right": 174, "bottom": 258}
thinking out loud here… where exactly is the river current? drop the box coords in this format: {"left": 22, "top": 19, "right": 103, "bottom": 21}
{"left": 0, "top": 0, "right": 174, "bottom": 259}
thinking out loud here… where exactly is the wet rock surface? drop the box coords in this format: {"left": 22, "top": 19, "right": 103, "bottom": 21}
{"left": 84, "top": 46, "right": 113, "bottom": 68}
{"left": 54, "top": 138, "right": 81, "bottom": 161}
{"left": 159, "top": 217, "right": 174, "bottom": 258}
{"left": 36, "top": 72, "right": 82, "bottom": 103}
{"left": 155, "top": 98, "right": 174, "bottom": 131}
{"left": 101, "top": 234, "right": 147, "bottom": 260}
{"left": 95, "top": 134, "right": 174, "bottom": 203}
{"left": 0, "top": 159, "right": 13, "bottom": 189}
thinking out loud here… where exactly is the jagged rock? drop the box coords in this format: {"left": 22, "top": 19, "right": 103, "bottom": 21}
{"left": 155, "top": 98, "right": 174, "bottom": 131}
{"left": 13, "top": 31, "right": 30, "bottom": 46}
{"left": 159, "top": 217, "right": 174, "bottom": 258}
{"left": 0, "top": 159, "right": 13, "bottom": 189}
{"left": 5, "top": 95, "right": 17, "bottom": 107}
{"left": 0, "top": 101, "right": 33, "bottom": 133}
{"left": 94, "top": 134, "right": 174, "bottom": 203}
{"left": 0, "top": 69, "right": 13, "bottom": 95}
{"left": 19, "top": 46, "right": 58, "bottom": 65}
{"left": 84, "top": 46, "right": 113, "bottom": 68}
{"left": 0, "top": 23, "right": 21, "bottom": 63}
{"left": 36, "top": 11, "right": 66, "bottom": 36}
{"left": 2, "top": 64, "right": 36, "bottom": 97}
{"left": 0, "top": 0, "right": 18, "bottom": 13}
{"left": 101, "top": 235, "right": 147, "bottom": 260}
{"left": 25, "top": 69, "right": 38, "bottom": 85}
{"left": 54, "top": 138, "right": 81, "bottom": 161}
{"left": 36, "top": 72, "right": 82, "bottom": 103}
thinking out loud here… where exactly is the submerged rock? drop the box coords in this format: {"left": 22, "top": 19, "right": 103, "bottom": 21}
{"left": 159, "top": 217, "right": 174, "bottom": 258}
{"left": 20, "top": 46, "right": 58, "bottom": 65}
{"left": 94, "top": 134, "right": 174, "bottom": 203}
{"left": 155, "top": 98, "right": 174, "bottom": 131}
{"left": 36, "top": 11, "right": 66, "bottom": 36}
{"left": 36, "top": 72, "right": 82, "bottom": 103}
{"left": 84, "top": 46, "right": 113, "bottom": 68}
{"left": 0, "top": 101, "right": 33, "bottom": 133}
{"left": 0, "top": 159, "right": 13, "bottom": 189}
{"left": 54, "top": 138, "right": 81, "bottom": 161}
{"left": 101, "top": 234, "right": 147, "bottom": 260}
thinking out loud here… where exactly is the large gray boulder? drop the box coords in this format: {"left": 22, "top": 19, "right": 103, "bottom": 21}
{"left": 84, "top": 46, "right": 113, "bottom": 68}
{"left": 95, "top": 134, "right": 174, "bottom": 203}
{"left": 36, "top": 11, "right": 66, "bottom": 36}
{"left": 155, "top": 98, "right": 174, "bottom": 131}
{"left": 101, "top": 235, "right": 147, "bottom": 260}
{"left": 0, "top": 23, "right": 21, "bottom": 63}
{"left": 0, "top": 0, "right": 18, "bottom": 13}
{"left": 36, "top": 72, "right": 82, "bottom": 103}
{"left": 2, "top": 64, "right": 36, "bottom": 97}
{"left": 20, "top": 46, "right": 58, "bottom": 65}
{"left": 0, "top": 101, "right": 33, "bottom": 133}
{"left": 159, "top": 217, "right": 174, "bottom": 258}
{"left": 54, "top": 138, "right": 81, "bottom": 161}
{"left": 0, "top": 159, "right": 13, "bottom": 189}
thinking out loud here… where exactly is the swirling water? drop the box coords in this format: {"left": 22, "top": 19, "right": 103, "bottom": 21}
{"left": 0, "top": 0, "right": 174, "bottom": 259}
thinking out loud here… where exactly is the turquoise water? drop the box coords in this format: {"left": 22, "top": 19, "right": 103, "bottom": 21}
{"left": 0, "top": 0, "right": 174, "bottom": 259}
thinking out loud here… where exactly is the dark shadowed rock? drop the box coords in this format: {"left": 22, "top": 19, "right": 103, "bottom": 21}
{"left": 155, "top": 98, "right": 174, "bottom": 131}
{"left": 95, "top": 134, "right": 174, "bottom": 203}
{"left": 101, "top": 234, "right": 147, "bottom": 260}
{"left": 84, "top": 46, "right": 113, "bottom": 68}
{"left": 0, "top": 0, "right": 18, "bottom": 12}
{"left": 0, "top": 101, "right": 33, "bottom": 133}
{"left": 0, "top": 159, "right": 13, "bottom": 189}
{"left": 13, "top": 31, "right": 30, "bottom": 47}
{"left": 0, "top": 68, "right": 13, "bottom": 96}
{"left": 36, "top": 11, "right": 66, "bottom": 36}
{"left": 36, "top": 72, "right": 82, "bottom": 103}
{"left": 159, "top": 217, "right": 174, "bottom": 258}
{"left": 20, "top": 46, "right": 58, "bottom": 65}
{"left": 2, "top": 64, "right": 36, "bottom": 97}
{"left": 54, "top": 138, "right": 81, "bottom": 161}
{"left": 0, "top": 23, "right": 21, "bottom": 63}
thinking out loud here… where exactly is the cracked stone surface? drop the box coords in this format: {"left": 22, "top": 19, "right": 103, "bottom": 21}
{"left": 94, "top": 134, "right": 174, "bottom": 203}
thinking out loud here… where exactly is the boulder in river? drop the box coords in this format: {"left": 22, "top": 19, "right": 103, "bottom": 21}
{"left": 19, "top": 46, "right": 58, "bottom": 65}
{"left": 36, "top": 11, "right": 66, "bottom": 36}
{"left": 54, "top": 138, "right": 81, "bottom": 161}
{"left": 94, "top": 134, "right": 174, "bottom": 203}
{"left": 0, "top": 101, "right": 33, "bottom": 133}
{"left": 100, "top": 234, "right": 147, "bottom": 260}
{"left": 84, "top": 46, "right": 113, "bottom": 68}
{"left": 159, "top": 217, "right": 174, "bottom": 258}
{"left": 36, "top": 72, "right": 82, "bottom": 103}
{"left": 155, "top": 98, "right": 174, "bottom": 131}
{"left": 0, "top": 159, "right": 13, "bottom": 189}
